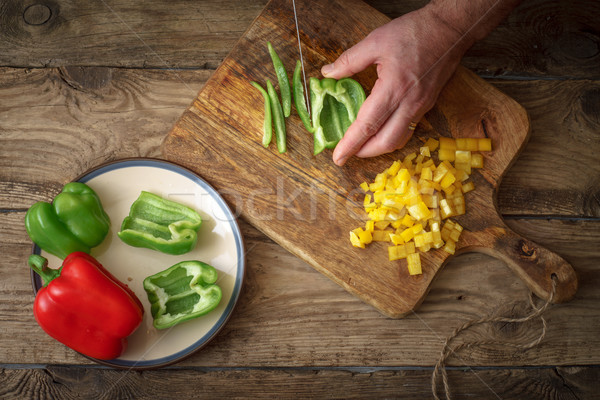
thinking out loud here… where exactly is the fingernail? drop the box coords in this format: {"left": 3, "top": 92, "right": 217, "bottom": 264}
{"left": 333, "top": 153, "right": 347, "bottom": 166}
{"left": 321, "top": 63, "right": 334, "bottom": 76}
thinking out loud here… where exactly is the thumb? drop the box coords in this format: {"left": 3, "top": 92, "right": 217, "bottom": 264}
{"left": 321, "top": 39, "right": 377, "bottom": 79}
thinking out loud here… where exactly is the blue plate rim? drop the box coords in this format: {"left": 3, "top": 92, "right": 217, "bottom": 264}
{"left": 31, "top": 157, "right": 246, "bottom": 369}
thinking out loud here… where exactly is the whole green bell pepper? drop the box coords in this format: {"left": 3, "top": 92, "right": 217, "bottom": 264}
{"left": 118, "top": 191, "right": 202, "bottom": 255}
{"left": 309, "top": 77, "right": 366, "bottom": 155}
{"left": 25, "top": 182, "right": 111, "bottom": 259}
{"left": 143, "top": 260, "right": 222, "bottom": 330}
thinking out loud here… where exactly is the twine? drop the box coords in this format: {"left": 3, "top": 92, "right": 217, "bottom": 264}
{"left": 431, "top": 276, "right": 558, "bottom": 400}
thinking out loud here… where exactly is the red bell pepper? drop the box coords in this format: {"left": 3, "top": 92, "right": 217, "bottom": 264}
{"left": 28, "top": 252, "right": 144, "bottom": 360}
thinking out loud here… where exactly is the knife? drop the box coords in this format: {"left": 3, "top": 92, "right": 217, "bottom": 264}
{"left": 292, "top": 0, "right": 311, "bottom": 117}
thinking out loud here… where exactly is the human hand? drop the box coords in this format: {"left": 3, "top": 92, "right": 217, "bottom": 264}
{"left": 322, "top": 6, "right": 471, "bottom": 166}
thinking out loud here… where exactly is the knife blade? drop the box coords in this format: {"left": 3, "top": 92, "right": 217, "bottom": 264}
{"left": 291, "top": 0, "right": 311, "bottom": 117}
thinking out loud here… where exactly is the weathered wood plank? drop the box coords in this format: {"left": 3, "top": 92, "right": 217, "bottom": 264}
{"left": 1, "top": 0, "right": 597, "bottom": 79}
{"left": 2, "top": 208, "right": 598, "bottom": 366}
{"left": 0, "top": 0, "right": 267, "bottom": 69}
{"left": 0, "top": 67, "right": 209, "bottom": 209}
{"left": 0, "top": 365, "right": 597, "bottom": 399}
{"left": 494, "top": 79, "right": 600, "bottom": 217}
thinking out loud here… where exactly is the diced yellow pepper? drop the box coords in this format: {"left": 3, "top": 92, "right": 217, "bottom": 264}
{"left": 443, "top": 239, "right": 456, "bottom": 254}
{"left": 478, "top": 138, "right": 492, "bottom": 152}
{"left": 401, "top": 213, "right": 415, "bottom": 227}
{"left": 389, "top": 233, "right": 404, "bottom": 245}
{"left": 454, "top": 161, "right": 472, "bottom": 175}
{"left": 433, "top": 162, "right": 450, "bottom": 183}
{"left": 462, "top": 181, "right": 475, "bottom": 193}
{"left": 350, "top": 135, "right": 488, "bottom": 275}
{"left": 408, "top": 201, "right": 432, "bottom": 221}
{"left": 440, "top": 199, "right": 453, "bottom": 219}
{"left": 400, "top": 226, "right": 416, "bottom": 242}
{"left": 374, "top": 220, "right": 391, "bottom": 230}
{"left": 403, "top": 152, "right": 417, "bottom": 164}
{"left": 438, "top": 148, "right": 455, "bottom": 162}
{"left": 440, "top": 171, "right": 456, "bottom": 189}
{"left": 424, "top": 137, "right": 439, "bottom": 152}
{"left": 358, "top": 229, "right": 373, "bottom": 245}
{"left": 455, "top": 150, "right": 471, "bottom": 164}
{"left": 387, "top": 160, "right": 401, "bottom": 177}
{"left": 371, "top": 207, "right": 388, "bottom": 221}
{"left": 421, "top": 166, "right": 433, "bottom": 181}
{"left": 439, "top": 137, "right": 456, "bottom": 151}
{"left": 350, "top": 231, "right": 364, "bottom": 248}
{"left": 407, "top": 253, "right": 422, "bottom": 275}
{"left": 372, "top": 230, "right": 392, "bottom": 242}
{"left": 471, "top": 153, "right": 484, "bottom": 168}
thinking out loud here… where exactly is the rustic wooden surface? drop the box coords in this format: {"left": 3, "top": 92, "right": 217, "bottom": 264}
{"left": 162, "top": 0, "right": 577, "bottom": 317}
{"left": 0, "top": 0, "right": 598, "bottom": 399}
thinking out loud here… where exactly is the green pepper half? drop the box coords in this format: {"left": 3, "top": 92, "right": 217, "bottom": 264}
{"left": 25, "top": 182, "right": 110, "bottom": 259}
{"left": 309, "top": 77, "right": 366, "bottom": 155}
{"left": 118, "top": 191, "right": 202, "bottom": 255}
{"left": 143, "top": 260, "right": 222, "bottom": 330}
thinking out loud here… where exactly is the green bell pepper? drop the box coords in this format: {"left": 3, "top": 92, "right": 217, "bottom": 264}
{"left": 143, "top": 260, "right": 222, "bottom": 330}
{"left": 293, "top": 60, "right": 314, "bottom": 134}
{"left": 309, "top": 77, "right": 366, "bottom": 155}
{"left": 267, "top": 41, "right": 292, "bottom": 118}
{"left": 118, "top": 191, "right": 202, "bottom": 255}
{"left": 267, "top": 79, "right": 287, "bottom": 154}
{"left": 25, "top": 182, "right": 110, "bottom": 259}
{"left": 250, "top": 81, "right": 273, "bottom": 148}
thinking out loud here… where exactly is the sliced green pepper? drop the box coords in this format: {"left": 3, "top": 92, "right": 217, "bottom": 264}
{"left": 25, "top": 182, "right": 110, "bottom": 259}
{"left": 266, "top": 79, "right": 287, "bottom": 153}
{"left": 250, "top": 81, "right": 273, "bottom": 148}
{"left": 309, "top": 77, "right": 366, "bottom": 155}
{"left": 143, "top": 260, "right": 222, "bottom": 330}
{"left": 118, "top": 191, "right": 202, "bottom": 255}
{"left": 267, "top": 41, "right": 292, "bottom": 118}
{"left": 293, "top": 60, "right": 314, "bottom": 133}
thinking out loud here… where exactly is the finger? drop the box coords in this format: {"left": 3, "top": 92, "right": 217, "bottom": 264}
{"left": 332, "top": 80, "right": 399, "bottom": 166}
{"left": 321, "top": 38, "right": 378, "bottom": 79}
{"left": 355, "top": 108, "right": 420, "bottom": 158}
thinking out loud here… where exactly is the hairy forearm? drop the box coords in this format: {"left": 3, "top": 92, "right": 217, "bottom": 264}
{"left": 425, "top": 0, "right": 522, "bottom": 50}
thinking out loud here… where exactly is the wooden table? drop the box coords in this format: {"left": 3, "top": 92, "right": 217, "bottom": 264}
{"left": 1, "top": 0, "right": 598, "bottom": 398}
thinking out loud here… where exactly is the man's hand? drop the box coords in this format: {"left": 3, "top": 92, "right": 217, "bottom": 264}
{"left": 323, "top": 0, "right": 521, "bottom": 166}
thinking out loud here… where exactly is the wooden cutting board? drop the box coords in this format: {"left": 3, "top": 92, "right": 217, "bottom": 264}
{"left": 162, "top": 0, "right": 577, "bottom": 317}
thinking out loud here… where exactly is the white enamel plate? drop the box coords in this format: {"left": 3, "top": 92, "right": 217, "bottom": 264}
{"left": 32, "top": 159, "right": 245, "bottom": 369}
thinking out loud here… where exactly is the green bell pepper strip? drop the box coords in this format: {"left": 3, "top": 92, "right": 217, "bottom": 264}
{"left": 293, "top": 60, "right": 314, "bottom": 133}
{"left": 250, "top": 81, "right": 273, "bottom": 148}
{"left": 117, "top": 191, "right": 202, "bottom": 255}
{"left": 309, "top": 77, "right": 366, "bottom": 155}
{"left": 267, "top": 41, "right": 291, "bottom": 118}
{"left": 25, "top": 182, "right": 110, "bottom": 259}
{"left": 143, "top": 260, "right": 222, "bottom": 330}
{"left": 266, "top": 79, "right": 287, "bottom": 153}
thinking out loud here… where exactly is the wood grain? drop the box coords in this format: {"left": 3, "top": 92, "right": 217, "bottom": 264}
{"left": 161, "top": 0, "right": 577, "bottom": 317}
{"left": 0, "top": 0, "right": 267, "bottom": 68}
{"left": 2, "top": 0, "right": 598, "bottom": 80}
{"left": 0, "top": 0, "right": 599, "bottom": 396}
{"left": 1, "top": 365, "right": 597, "bottom": 399}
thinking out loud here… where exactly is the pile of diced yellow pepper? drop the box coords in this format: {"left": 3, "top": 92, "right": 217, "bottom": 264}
{"left": 350, "top": 137, "right": 492, "bottom": 275}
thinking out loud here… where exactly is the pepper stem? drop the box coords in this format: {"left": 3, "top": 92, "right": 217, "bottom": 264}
{"left": 28, "top": 254, "right": 60, "bottom": 286}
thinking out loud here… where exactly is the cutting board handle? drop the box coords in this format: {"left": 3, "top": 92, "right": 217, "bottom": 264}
{"left": 464, "top": 225, "right": 578, "bottom": 303}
